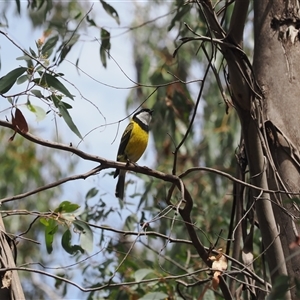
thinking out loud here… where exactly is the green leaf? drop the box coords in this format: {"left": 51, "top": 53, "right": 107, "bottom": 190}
{"left": 101, "top": 28, "right": 111, "bottom": 50}
{"left": 99, "top": 46, "right": 107, "bottom": 68}
{"left": 74, "top": 11, "right": 82, "bottom": 20}
{"left": 61, "top": 229, "right": 84, "bottom": 255}
{"left": 73, "top": 220, "right": 93, "bottom": 252}
{"left": 100, "top": 28, "right": 111, "bottom": 68}
{"left": 57, "top": 102, "right": 83, "bottom": 139}
{"left": 61, "top": 101, "right": 72, "bottom": 109}
{"left": 100, "top": 0, "right": 120, "bottom": 25}
{"left": 39, "top": 217, "right": 49, "bottom": 226}
{"left": 16, "top": 55, "right": 32, "bottom": 61}
{"left": 0, "top": 67, "right": 27, "bottom": 94}
{"left": 42, "top": 73, "right": 74, "bottom": 99}
{"left": 86, "top": 15, "right": 97, "bottom": 26}
{"left": 44, "top": 219, "right": 58, "bottom": 254}
{"left": 15, "top": 0, "right": 21, "bottom": 14}
{"left": 54, "top": 201, "right": 80, "bottom": 214}
{"left": 42, "top": 35, "right": 59, "bottom": 56}
{"left": 54, "top": 273, "right": 66, "bottom": 289}
{"left": 85, "top": 188, "right": 99, "bottom": 200}
{"left": 50, "top": 94, "right": 61, "bottom": 107}
{"left": 134, "top": 269, "right": 154, "bottom": 282}
{"left": 27, "top": 103, "right": 46, "bottom": 121}
{"left": 16, "top": 74, "right": 28, "bottom": 85}
{"left": 30, "top": 89, "right": 43, "bottom": 98}
{"left": 139, "top": 292, "right": 169, "bottom": 300}
{"left": 168, "top": 5, "right": 190, "bottom": 31}
{"left": 29, "top": 47, "right": 37, "bottom": 57}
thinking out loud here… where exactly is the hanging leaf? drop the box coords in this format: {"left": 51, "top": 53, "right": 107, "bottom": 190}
{"left": 54, "top": 273, "right": 66, "bottom": 290}
{"left": 16, "top": 74, "right": 29, "bottom": 85}
{"left": 85, "top": 188, "right": 99, "bottom": 200}
{"left": 27, "top": 103, "right": 46, "bottom": 121}
{"left": 29, "top": 47, "right": 37, "bottom": 57}
{"left": 16, "top": 55, "right": 32, "bottom": 61}
{"left": 209, "top": 251, "right": 228, "bottom": 290}
{"left": 30, "top": 89, "right": 44, "bottom": 98}
{"left": 44, "top": 219, "right": 58, "bottom": 254}
{"left": 0, "top": 67, "right": 27, "bottom": 94}
{"left": 61, "top": 229, "right": 84, "bottom": 255}
{"left": 12, "top": 108, "right": 29, "bottom": 133}
{"left": 73, "top": 220, "right": 93, "bottom": 252}
{"left": 15, "top": 0, "right": 21, "bottom": 14}
{"left": 43, "top": 73, "right": 74, "bottom": 99}
{"left": 57, "top": 102, "right": 83, "bottom": 139}
{"left": 61, "top": 101, "right": 72, "bottom": 109}
{"left": 39, "top": 217, "right": 49, "bottom": 226}
{"left": 168, "top": 5, "right": 190, "bottom": 31}
{"left": 34, "top": 73, "right": 74, "bottom": 99}
{"left": 86, "top": 15, "right": 97, "bottom": 27}
{"left": 42, "top": 35, "right": 59, "bottom": 56}
{"left": 100, "top": 0, "right": 120, "bottom": 25}
{"left": 99, "top": 28, "right": 111, "bottom": 68}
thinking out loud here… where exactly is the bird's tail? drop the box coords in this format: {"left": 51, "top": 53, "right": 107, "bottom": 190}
{"left": 115, "top": 170, "right": 126, "bottom": 200}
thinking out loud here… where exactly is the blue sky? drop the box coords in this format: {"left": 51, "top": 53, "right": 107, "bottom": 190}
{"left": 0, "top": 2, "right": 156, "bottom": 204}
{"left": 0, "top": 2, "right": 158, "bottom": 298}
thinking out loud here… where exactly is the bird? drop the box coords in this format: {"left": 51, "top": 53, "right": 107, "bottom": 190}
{"left": 114, "top": 108, "right": 153, "bottom": 200}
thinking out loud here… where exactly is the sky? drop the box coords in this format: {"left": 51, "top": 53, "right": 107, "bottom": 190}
{"left": 0, "top": 1, "right": 156, "bottom": 203}
{"left": 0, "top": 1, "right": 159, "bottom": 298}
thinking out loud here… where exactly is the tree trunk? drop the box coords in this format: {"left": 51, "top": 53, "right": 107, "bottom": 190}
{"left": 253, "top": 0, "right": 300, "bottom": 298}
{"left": 0, "top": 216, "right": 25, "bottom": 300}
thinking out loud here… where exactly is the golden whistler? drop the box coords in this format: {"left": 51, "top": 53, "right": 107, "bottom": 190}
{"left": 114, "top": 108, "right": 153, "bottom": 200}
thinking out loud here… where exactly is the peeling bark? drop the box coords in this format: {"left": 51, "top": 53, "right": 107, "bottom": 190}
{"left": 196, "top": 0, "right": 300, "bottom": 299}
{"left": 254, "top": 0, "right": 300, "bottom": 279}
{"left": 0, "top": 217, "right": 25, "bottom": 300}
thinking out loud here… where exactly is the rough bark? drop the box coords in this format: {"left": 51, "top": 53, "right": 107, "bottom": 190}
{"left": 253, "top": 0, "right": 300, "bottom": 297}
{"left": 197, "top": 0, "right": 300, "bottom": 298}
{"left": 0, "top": 216, "right": 25, "bottom": 300}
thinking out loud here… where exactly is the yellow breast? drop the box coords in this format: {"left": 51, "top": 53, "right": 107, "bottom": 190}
{"left": 124, "top": 121, "right": 149, "bottom": 163}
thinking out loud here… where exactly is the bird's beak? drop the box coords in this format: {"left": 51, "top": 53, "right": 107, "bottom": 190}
{"left": 149, "top": 109, "right": 154, "bottom": 115}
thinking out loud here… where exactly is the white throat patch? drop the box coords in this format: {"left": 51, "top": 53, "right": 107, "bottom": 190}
{"left": 136, "top": 111, "right": 152, "bottom": 126}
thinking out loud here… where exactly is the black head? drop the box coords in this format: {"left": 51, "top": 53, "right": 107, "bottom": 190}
{"left": 133, "top": 108, "right": 153, "bottom": 126}
{"left": 134, "top": 108, "right": 153, "bottom": 117}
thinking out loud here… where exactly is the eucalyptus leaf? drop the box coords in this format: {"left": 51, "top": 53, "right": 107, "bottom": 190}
{"left": 54, "top": 201, "right": 80, "bottom": 214}
{"left": 0, "top": 67, "right": 27, "bottom": 94}
{"left": 42, "top": 35, "right": 59, "bottom": 56}
{"left": 73, "top": 220, "right": 93, "bottom": 252}
{"left": 44, "top": 219, "right": 58, "bottom": 254}
{"left": 57, "top": 102, "right": 82, "bottom": 139}
{"left": 100, "top": 0, "right": 120, "bottom": 25}
{"left": 61, "top": 229, "right": 84, "bottom": 255}
{"left": 85, "top": 188, "right": 99, "bottom": 200}
{"left": 134, "top": 269, "right": 154, "bottom": 282}
{"left": 42, "top": 73, "right": 74, "bottom": 99}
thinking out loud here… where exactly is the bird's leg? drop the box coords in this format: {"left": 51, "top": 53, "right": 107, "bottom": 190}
{"left": 126, "top": 159, "right": 138, "bottom": 167}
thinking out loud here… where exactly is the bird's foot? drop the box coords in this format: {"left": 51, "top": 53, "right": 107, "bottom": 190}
{"left": 126, "top": 159, "right": 138, "bottom": 167}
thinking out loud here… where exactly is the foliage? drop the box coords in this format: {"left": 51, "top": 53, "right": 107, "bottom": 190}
{"left": 1, "top": 1, "right": 300, "bottom": 300}
{"left": 0, "top": 129, "right": 75, "bottom": 298}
